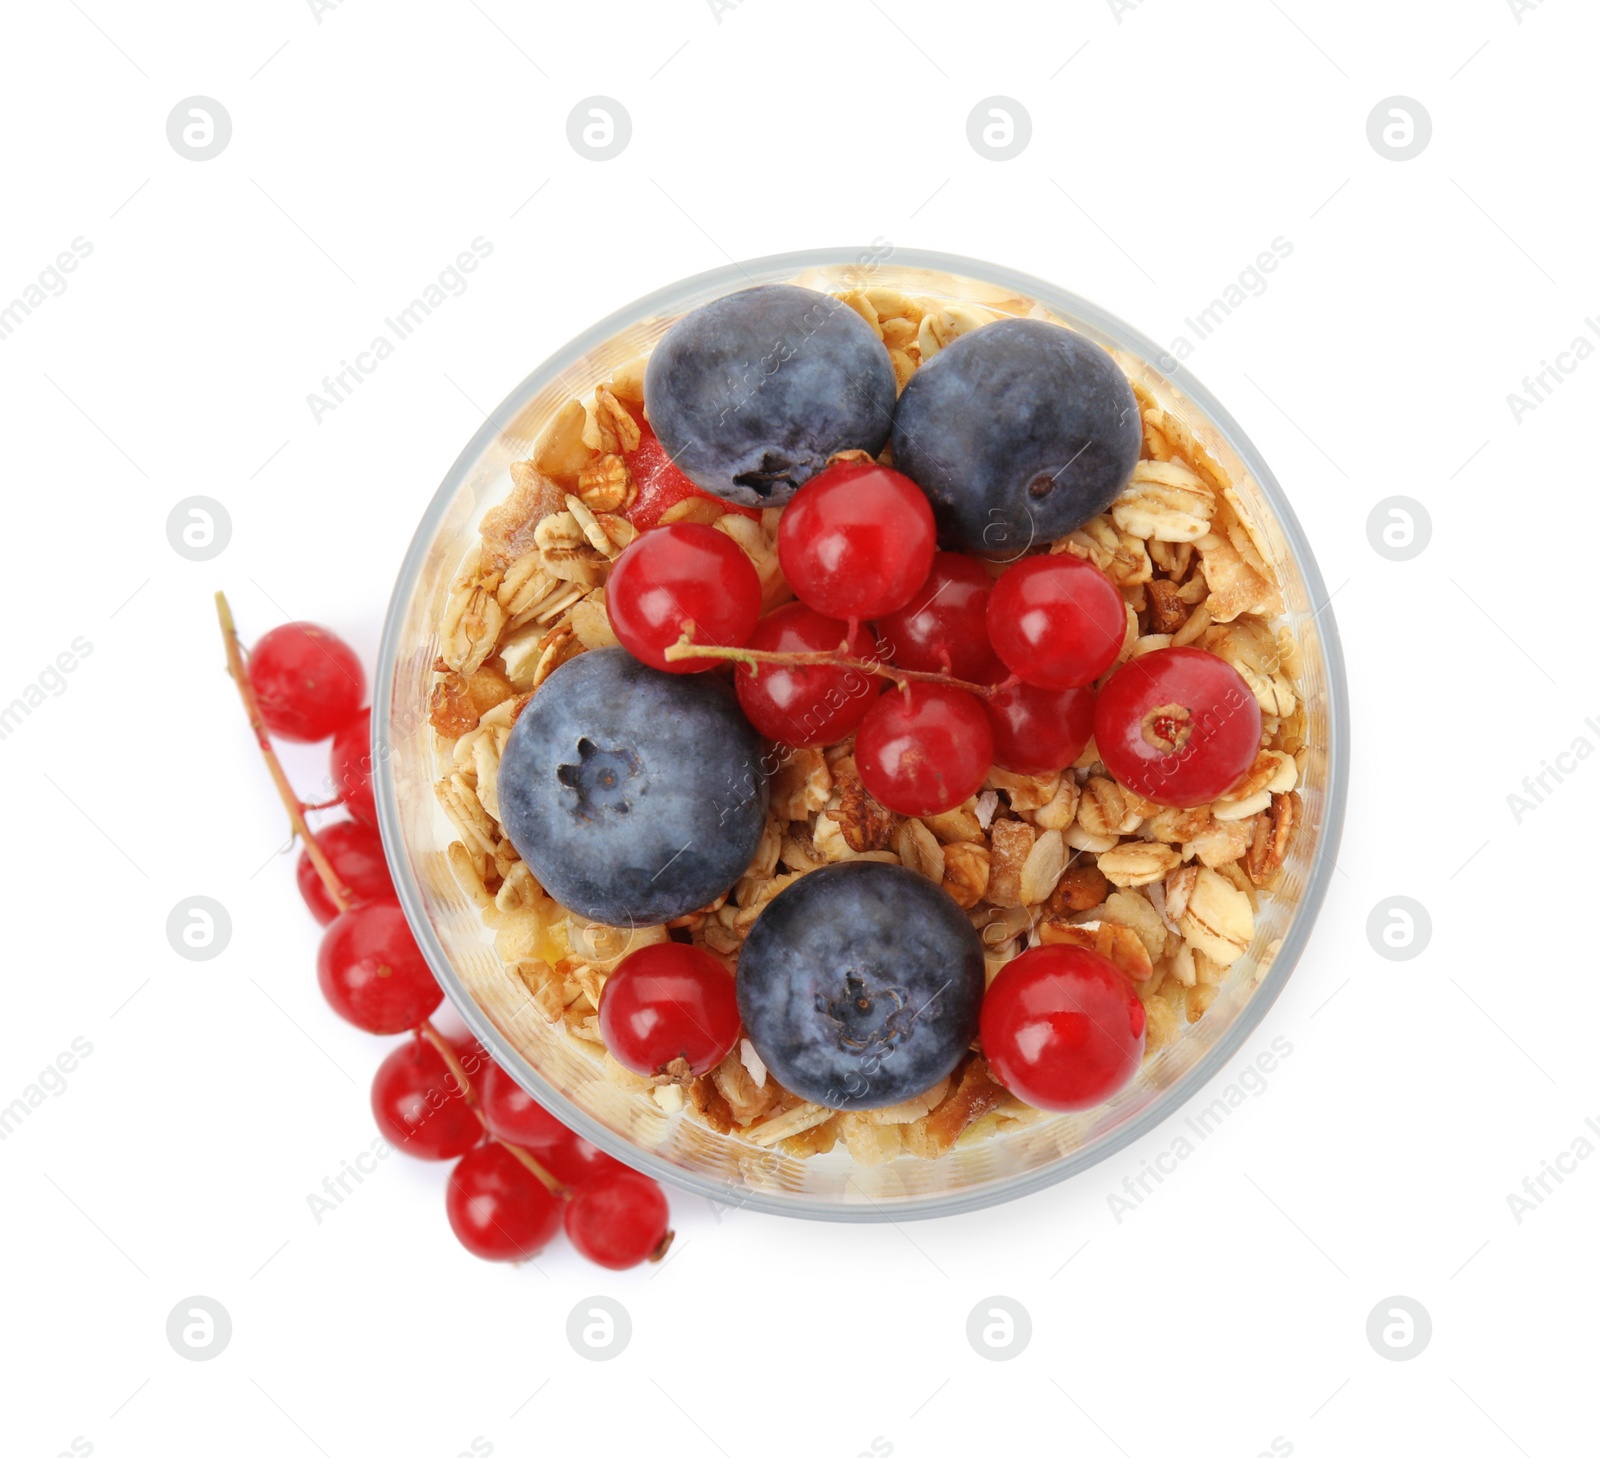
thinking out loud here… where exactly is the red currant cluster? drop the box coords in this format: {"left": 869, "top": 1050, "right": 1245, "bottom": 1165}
{"left": 605, "top": 456, "right": 1260, "bottom": 816}
{"left": 220, "top": 597, "right": 674, "bottom": 1270}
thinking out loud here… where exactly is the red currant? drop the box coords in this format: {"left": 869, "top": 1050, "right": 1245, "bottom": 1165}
{"left": 564, "top": 1170, "right": 672, "bottom": 1270}
{"left": 370, "top": 1035, "right": 481, "bottom": 1160}
{"left": 247, "top": 622, "right": 365, "bottom": 743}
{"left": 330, "top": 708, "right": 377, "bottom": 827}
{"left": 599, "top": 942, "right": 740, "bottom": 1080}
{"left": 985, "top": 680, "right": 1096, "bottom": 776}
{"left": 606, "top": 523, "right": 762, "bottom": 673}
{"left": 478, "top": 1058, "right": 571, "bottom": 1152}
{"left": 856, "top": 682, "right": 994, "bottom": 816}
{"left": 316, "top": 902, "right": 442, "bottom": 1033}
{"left": 777, "top": 460, "right": 936, "bottom": 621}
{"left": 734, "top": 604, "right": 879, "bottom": 748}
{"left": 539, "top": 1132, "right": 630, "bottom": 1189}
{"left": 623, "top": 423, "right": 759, "bottom": 530}
{"left": 446, "top": 1142, "right": 562, "bottom": 1262}
{"left": 986, "top": 554, "right": 1126, "bottom": 689}
{"left": 1094, "top": 646, "right": 1261, "bottom": 808}
{"left": 296, "top": 819, "right": 394, "bottom": 926}
{"left": 980, "top": 945, "right": 1145, "bottom": 1111}
{"left": 874, "top": 552, "right": 1005, "bottom": 681}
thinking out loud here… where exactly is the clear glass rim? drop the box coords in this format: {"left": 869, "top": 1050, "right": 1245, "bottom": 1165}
{"left": 374, "top": 247, "right": 1351, "bottom": 1222}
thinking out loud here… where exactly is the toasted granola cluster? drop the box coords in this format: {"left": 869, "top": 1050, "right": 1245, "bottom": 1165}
{"left": 428, "top": 286, "right": 1307, "bottom": 1165}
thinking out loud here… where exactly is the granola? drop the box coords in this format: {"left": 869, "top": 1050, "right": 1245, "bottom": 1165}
{"left": 426, "top": 286, "right": 1312, "bottom": 1167}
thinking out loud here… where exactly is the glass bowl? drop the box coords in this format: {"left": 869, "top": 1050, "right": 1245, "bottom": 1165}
{"left": 375, "top": 249, "right": 1349, "bottom": 1221}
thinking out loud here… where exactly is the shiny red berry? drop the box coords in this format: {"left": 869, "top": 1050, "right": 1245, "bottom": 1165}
{"left": 777, "top": 460, "right": 936, "bottom": 621}
{"left": 296, "top": 819, "right": 394, "bottom": 926}
{"left": 1094, "top": 646, "right": 1261, "bottom": 808}
{"left": 446, "top": 1143, "right": 562, "bottom": 1262}
{"left": 606, "top": 523, "right": 762, "bottom": 672}
{"left": 986, "top": 554, "right": 1126, "bottom": 689}
{"left": 316, "top": 902, "right": 441, "bottom": 1033}
{"left": 980, "top": 945, "right": 1145, "bottom": 1112}
{"left": 734, "top": 604, "right": 879, "bottom": 748}
{"left": 874, "top": 552, "right": 1005, "bottom": 682}
{"left": 247, "top": 622, "right": 365, "bottom": 742}
{"left": 985, "top": 680, "right": 1096, "bottom": 776}
{"left": 599, "top": 942, "right": 741, "bottom": 1079}
{"left": 370, "top": 1035, "right": 481, "bottom": 1160}
{"left": 538, "top": 1132, "right": 630, "bottom": 1189}
{"left": 856, "top": 681, "right": 993, "bottom": 816}
{"left": 623, "top": 423, "right": 760, "bottom": 530}
{"left": 478, "top": 1059, "right": 570, "bottom": 1152}
{"left": 330, "top": 708, "right": 378, "bottom": 826}
{"left": 565, "top": 1170, "right": 672, "bottom": 1270}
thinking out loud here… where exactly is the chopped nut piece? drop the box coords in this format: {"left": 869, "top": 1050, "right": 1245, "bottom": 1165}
{"left": 1045, "top": 864, "right": 1110, "bottom": 916}
{"left": 1038, "top": 917, "right": 1154, "bottom": 981}
{"left": 711, "top": 1050, "right": 782, "bottom": 1125}
{"left": 510, "top": 957, "right": 564, "bottom": 1024}
{"left": 582, "top": 386, "right": 642, "bottom": 455}
{"left": 986, "top": 767, "right": 1063, "bottom": 813}
{"left": 779, "top": 1115, "right": 840, "bottom": 1157}
{"left": 603, "top": 355, "right": 647, "bottom": 404}
{"left": 686, "top": 1076, "right": 736, "bottom": 1134}
{"left": 576, "top": 453, "right": 637, "bottom": 513}
{"left": 1245, "top": 790, "right": 1300, "bottom": 887}
{"left": 829, "top": 776, "right": 896, "bottom": 853}
{"left": 1145, "top": 804, "right": 1213, "bottom": 844}
{"left": 903, "top": 1056, "right": 1007, "bottom": 1158}
{"left": 429, "top": 663, "right": 515, "bottom": 737}
{"left": 940, "top": 841, "right": 991, "bottom": 909}
{"left": 770, "top": 746, "right": 832, "bottom": 821}
{"left": 924, "top": 803, "right": 982, "bottom": 843}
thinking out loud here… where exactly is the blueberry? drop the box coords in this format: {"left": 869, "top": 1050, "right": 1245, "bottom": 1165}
{"left": 497, "top": 648, "right": 768, "bottom": 927}
{"left": 891, "top": 317, "right": 1142, "bottom": 555}
{"left": 736, "top": 861, "right": 984, "bottom": 1111}
{"left": 644, "top": 284, "right": 897, "bottom": 508}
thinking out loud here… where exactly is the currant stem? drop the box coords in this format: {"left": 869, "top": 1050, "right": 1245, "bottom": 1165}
{"left": 215, "top": 590, "right": 353, "bottom": 913}
{"left": 220, "top": 589, "right": 670, "bottom": 1245}
{"left": 418, "top": 1021, "right": 569, "bottom": 1197}
{"left": 662, "top": 635, "right": 1000, "bottom": 698}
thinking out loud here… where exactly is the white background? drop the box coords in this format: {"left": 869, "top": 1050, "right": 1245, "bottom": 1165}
{"left": 1, "top": 1, "right": 1593, "bottom": 1455}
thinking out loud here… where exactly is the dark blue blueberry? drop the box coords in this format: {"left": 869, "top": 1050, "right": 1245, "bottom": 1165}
{"left": 643, "top": 284, "right": 898, "bottom": 508}
{"left": 736, "top": 861, "right": 983, "bottom": 1111}
{"left": 497, "top": 648, "right": 768, "bottom": 927}
{"left": 891, "top": 317, "right": 1143, "bottom": 555}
